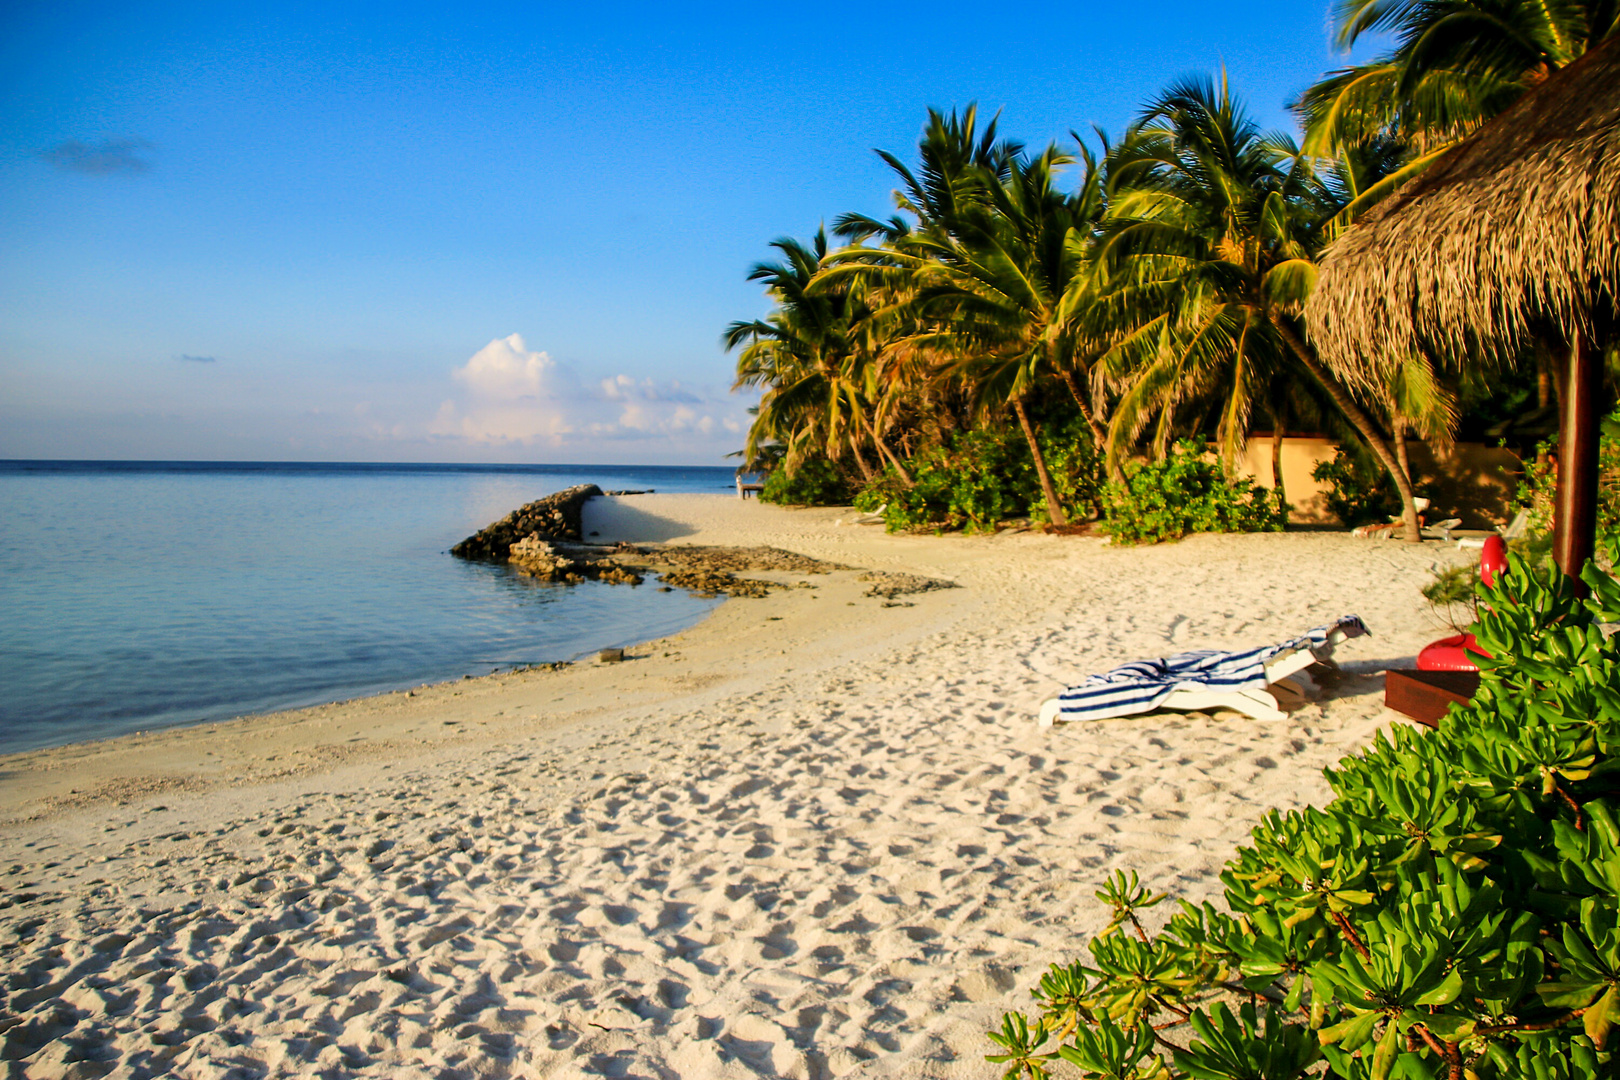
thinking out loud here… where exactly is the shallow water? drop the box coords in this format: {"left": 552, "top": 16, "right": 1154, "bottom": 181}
{"left": 0, "top": 461, "right": 731, "bottom": 754}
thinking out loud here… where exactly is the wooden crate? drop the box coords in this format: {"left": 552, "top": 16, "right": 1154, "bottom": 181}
{"left": 1385, "top": 669, "right": 1480, "bottom": 727}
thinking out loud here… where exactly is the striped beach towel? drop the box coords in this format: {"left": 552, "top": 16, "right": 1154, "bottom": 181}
{"left": 1052, "top": 616, "right": 1369, "bottom": 723}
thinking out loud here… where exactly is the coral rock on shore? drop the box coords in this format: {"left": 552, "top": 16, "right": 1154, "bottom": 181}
{"left": 507, "top": 536, "right": 581, "bottom": 579}
{"left": 618, "top": 545, "right": 846, "bottom": 598}
{"left": 857, "top": 571, "right": 958, "bottom": 599}
{"left": 450, "top": 483, "right": 603, "bottom": 560}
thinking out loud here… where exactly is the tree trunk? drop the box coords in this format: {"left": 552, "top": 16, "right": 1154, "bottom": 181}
{"left": 875, "top": 435, "right": 914, "bottom": 485}
{"left": 1553, "top": 323, "right": 1603, "bottom": 593}
{"left": 1062, "top": 368, "right": 1123, "bottom": 485}
{"left": 1013, "top": 395, "right": 1067, "bottom": 527}
{"left": 1393, "top": 417, "right": 1413, "bottom": 491}
{"left": 1537, "top": 363, "right": 1553, "bottom": 470}
{"left": 1060, "top": 369, "right": 1108, "bottom": 447}
{"left": 861, "top": 412, "right": 913, "bottom": 485}
{"left": 1274, "top": 317, "right": 1422, "bottom": 542}
{"left": 1270, "top": 423, "right": 1286, "bottom": 507}
{"left": 847, "top": 432, "right": 876, "bottom": 483}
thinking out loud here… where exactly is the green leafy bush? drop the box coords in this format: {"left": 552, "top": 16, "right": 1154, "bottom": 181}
{"left": 989, "top": 554, "right": 1620, "bottom": 1080}
{"left": 1513, "top": 407, "right": 1620, "bottom": 568}
{"left": 1101, "top": 441, "right": 1286, "bottom": 544}
{"left": 759, "top": 456, "right": 854, "bottom": 506}
{"left": 853, "top": 418, "right": 1101, "bottom": 533}
{"left": 1038, "top": 418, "right": 1106, "bottom": 523}
{"left": 1421, "top": 563, "right": 1480, "bottom": 632}
{"left": 1310, "top": 446, "right": 1400, "bottom": 527}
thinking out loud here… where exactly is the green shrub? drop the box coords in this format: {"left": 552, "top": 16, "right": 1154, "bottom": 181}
{"left": 758, "top": 456, "right": 854, "bottom": 506}
{"left": 1039, "top": 418, "right": 1106, "bottom": 523}
{"left": 1310, "top": 446, "right": 1400, "bottom": 527}
{"left": 1421, "top": 562, "right": 1480, "bottom": 632}
{"left": 853, "top": 418, "right": 1102, "bottom": 533}
{"left": 989, "top": 554, "right": 1620, "bottom": 1080}
{"left": 1100, "top": 440, "right": 1286, "bottom": 544}
{"left": 1514, "top": 407, "right": 1620, "bottom": 568}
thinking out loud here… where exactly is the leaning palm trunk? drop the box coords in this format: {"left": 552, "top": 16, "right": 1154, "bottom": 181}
{"left": 1061, "top": 369, "right": 1123, "bottom": 485}
{"left": 1059, "top": 369, "right": 1108, "bottom": 448}
{"left": 860, "top": 412, "right": 913, "bottom": 486}
{"left": 1012, "top": 395, "right": 1068, "bottom": 527}
{"left": 1274, "top": 318, "right": 1422, "bottom": 542}
{"left": 1392, "top": 419, "right": 1413, "bottom": 493}
{"left": 846, "top": 432, "right": 876, "bottom": 482}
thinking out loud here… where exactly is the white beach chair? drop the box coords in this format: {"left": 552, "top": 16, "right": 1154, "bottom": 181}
{"left": 1457, "top": 509, "right": 1528, "bottom": 550}
{"left": 1422, "top": 518, "right": 1464, "bottom": 541}
{"left": 1038, "top": 617, "right": 1367, "bottom": 727}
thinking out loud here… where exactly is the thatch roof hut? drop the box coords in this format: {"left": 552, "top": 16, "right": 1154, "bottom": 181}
{"left": 1307, "top": 36, "right": 1619, "bottom": 579}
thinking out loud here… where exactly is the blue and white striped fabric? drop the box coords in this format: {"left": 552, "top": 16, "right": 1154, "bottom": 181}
{"left": 1053, "top": 616, "right": 1369, "bottom": 722}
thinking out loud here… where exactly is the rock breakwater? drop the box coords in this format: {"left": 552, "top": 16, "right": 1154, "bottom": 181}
{"left": 449, "top": 483, "right": 602, "bottom": 559}
{"left": 451, "top": 484, "right": 646, "bottom": 584}
{"left": 454, "top": 491, "right": 852, "bottom": 596}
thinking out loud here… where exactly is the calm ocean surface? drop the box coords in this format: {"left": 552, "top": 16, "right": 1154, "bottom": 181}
{"left": 0, "top": 461, "right": 734, "bottom": 755}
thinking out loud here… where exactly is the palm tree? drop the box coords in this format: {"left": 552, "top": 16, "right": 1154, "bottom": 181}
{"left": 1299, "top": 0, "right": 1618, "bottom": 183}
{"left": 1099, "top": 76, "right": 1432, "bottom": 539}
{"left": 726, "top": 229, "right": 901, "bottom": 481}
{"left": 820, "top": 113, "right": 1118, "bottom": 526}
{"left": 832, "top": 104, "right": 1023, "bottom": 246}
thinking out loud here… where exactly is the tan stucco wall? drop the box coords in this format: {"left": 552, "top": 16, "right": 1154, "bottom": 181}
{"left": 1234, "top": 435, "right": 1522, "bottom": 528}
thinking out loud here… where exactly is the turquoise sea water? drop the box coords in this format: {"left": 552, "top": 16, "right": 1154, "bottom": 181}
{"left": 0, "top": 462, "right": 732, "bottom": 755}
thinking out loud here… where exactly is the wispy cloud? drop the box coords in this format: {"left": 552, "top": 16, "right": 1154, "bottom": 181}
{"left": 41, "top": 137, "right": 154, "bottom": 175}
{"left": 599, "top": 374, "right": 701, "bottom": 404}
{"left": 178, "top": 354, "right": 217, "bottom": 364}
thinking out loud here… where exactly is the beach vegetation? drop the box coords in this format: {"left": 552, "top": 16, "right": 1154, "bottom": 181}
{"left": 1420, "top": 562, "right": 1481, "bottom": 631}
{"left": 1513, "top": 407, "right": 1620, "bottom": 568}
{"left": 729, "top": 3, "right": 1615, "bottom": 544}
{"left": 726, "top": 99, "right": 1442, "bottom": 542}
{"left": 990, "top": 551, "right": 1620, "bottom": 1079}
{"left": 852, "top": 413, "right": 1103, "bottom": 533}
{"left": 758, "top": 455, "right": 857, "bottom": 507}
{"left": 1100, "top": 440, "right": 1287, "bottom": 545}
{"left": 1310, "top": 446, "right": 1402, "bottom": 527}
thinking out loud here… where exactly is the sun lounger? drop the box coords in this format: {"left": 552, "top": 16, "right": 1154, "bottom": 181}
{"left": 1457, "top": 509, "right": 1528, "bottom": 549}
{"left": 1422, "top": 518, "right": 1464, "bottom": 541}
{"left": 1038, "top": 616, "right": 1369, "bottom": 726}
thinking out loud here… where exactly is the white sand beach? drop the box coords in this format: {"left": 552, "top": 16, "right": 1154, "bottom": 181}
{"left": 0, "top": 494, "right": 1472, "bottom": 1079}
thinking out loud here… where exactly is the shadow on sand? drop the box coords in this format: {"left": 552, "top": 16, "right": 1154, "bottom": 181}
{"left": 1334, "top": 657, "right": 1416, "bottom": 701}
{"left": 581, "top": 497, "right": 703, "bottom": 545}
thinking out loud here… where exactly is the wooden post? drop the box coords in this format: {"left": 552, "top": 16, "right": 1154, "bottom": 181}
{"left": 1552, "top": 324, "right": 1602, "bottom": 594}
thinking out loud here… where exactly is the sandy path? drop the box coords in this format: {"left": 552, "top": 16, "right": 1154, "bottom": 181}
{"left": 0, "top": 495, "right": 1470, "bottom": 1078}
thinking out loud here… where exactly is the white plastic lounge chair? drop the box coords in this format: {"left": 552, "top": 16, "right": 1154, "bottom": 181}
{"left": 1457, "top": 509, "right": 1528, "bottom": 550}
{"left": 840, "top": 503, "right": 887, "bottom": 526}
{"left": 1422, "top": 518, "right": 1464, "bottom": 541}
{"left": 1038, "top": 616, "right": 1369, "bottom": 727}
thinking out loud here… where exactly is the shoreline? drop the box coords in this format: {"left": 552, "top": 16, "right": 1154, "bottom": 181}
{"left": 0, "top": 497, "right": 953, "bottom": 824}
{"left": 1, "top": 495, "right": 1471, "bottom": 1078}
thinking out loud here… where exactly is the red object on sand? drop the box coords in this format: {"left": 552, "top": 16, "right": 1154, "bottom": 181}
{"left": 1480, "top": 534, "right": 1507, "bottom": 587}
{"left": 1416, "top": 534, "right": 1506, "bottom": 673}
{"left": 1418, "top": 633, "right": 1491, "bottom": 671}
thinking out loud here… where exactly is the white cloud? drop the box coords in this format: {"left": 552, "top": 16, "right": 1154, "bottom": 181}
{"left": 427, "top": 333, "right": 756, "bottom": 459}
{"left": 453, "top": 333, "right": 558, "bottom": 399}
{"left": 599, "top": 374, "right": 701, "bottom": 404}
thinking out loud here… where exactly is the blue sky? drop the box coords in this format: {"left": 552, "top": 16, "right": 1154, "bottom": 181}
{"left": 1, "top": 0, "right": 1372, "bottom": 464}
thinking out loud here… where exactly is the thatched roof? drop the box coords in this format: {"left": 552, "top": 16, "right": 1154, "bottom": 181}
{"left": 1307, "top": 36, "right": 1620, "bottom": 379}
